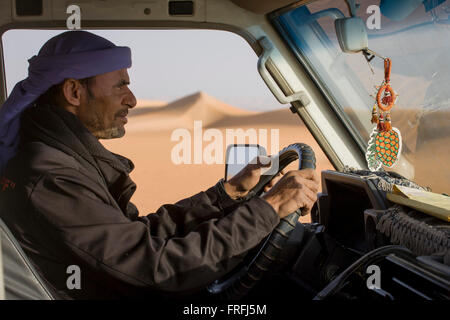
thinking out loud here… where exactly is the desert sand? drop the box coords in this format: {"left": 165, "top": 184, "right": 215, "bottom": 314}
{"left": 102, "top": 92, "right": 333, "bottom": 223}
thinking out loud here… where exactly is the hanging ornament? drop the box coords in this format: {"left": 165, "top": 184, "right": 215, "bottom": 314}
{"left": 366, "top": 58, "right": 402, "bottom": 171}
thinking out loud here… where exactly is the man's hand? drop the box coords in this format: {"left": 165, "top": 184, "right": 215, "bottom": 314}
{"left": 262, "top": 169, "right": 319, "bottom": 218}
{"left": 223, "top": 156, "right": 284, "bottom": 200}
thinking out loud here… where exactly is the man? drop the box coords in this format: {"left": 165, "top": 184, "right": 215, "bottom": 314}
{"left": 0, "top": 31, "right": 319, "bottom": 299}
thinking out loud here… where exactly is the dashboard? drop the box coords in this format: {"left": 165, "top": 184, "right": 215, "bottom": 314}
{"left": 284, "top": 170, "right": 450, "bottom": 300}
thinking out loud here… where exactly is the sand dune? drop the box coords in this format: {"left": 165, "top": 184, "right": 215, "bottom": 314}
{"left": 127, "top": 92, "right": 257, "bottom": 132}
{"left": 101, "top": 92, "right": 335, "bottom": 223}
{"left": 135, "top": 99, "right": 167, "bottom": 108}
{"left": 129, "top": 100, "right": 168, "bottom": 116}
{"left": 210, "top": 108, "right": 304, "bottom": 128}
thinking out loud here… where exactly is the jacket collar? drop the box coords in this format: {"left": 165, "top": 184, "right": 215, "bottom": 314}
{"left": 20, "top": 104, "right": 137, "bottom": 215}
{"left": 22, "top": 104, "right": 134, "bottom": 173}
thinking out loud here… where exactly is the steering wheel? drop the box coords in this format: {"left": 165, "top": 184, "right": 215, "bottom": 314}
{"left": 207, "top": 143, "right": 316, "bottom": 299}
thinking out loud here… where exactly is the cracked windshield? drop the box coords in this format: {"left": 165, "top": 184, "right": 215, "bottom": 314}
{"left": 279, "top": 0, "right": 450, "bottom": 194}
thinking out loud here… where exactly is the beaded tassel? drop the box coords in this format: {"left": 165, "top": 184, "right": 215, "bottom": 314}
{"left": 371, "top": 104, "right": 379, "bottom": 124}
{"left": 377, "top": 114, "right": 385, "bottom": 132}
{"left": 385, "top": 112, "right": 392, "bottom": 131}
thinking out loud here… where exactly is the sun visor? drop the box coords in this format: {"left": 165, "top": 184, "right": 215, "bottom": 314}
{"left": 380, "top": 0, "right": 424, "bottom": 21}
{"left": 230, "top": 0, "right": 303, "bottom": 14}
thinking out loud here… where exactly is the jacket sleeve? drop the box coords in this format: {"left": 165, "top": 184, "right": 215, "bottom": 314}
{"left": 28, "top": 168, "right": 280, "bottom": 293}
{"left": 175, "top": 179, "right": 240, "bottom": 211}
{"left": 137, "top": 179, "right": 242, "bottom": 238}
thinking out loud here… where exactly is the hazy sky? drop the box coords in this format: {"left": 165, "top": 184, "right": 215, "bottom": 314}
{"left": 2, "top": 29, "right": 281, "bottom": 111}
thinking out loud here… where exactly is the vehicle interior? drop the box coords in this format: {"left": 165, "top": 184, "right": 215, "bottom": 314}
{"left": 0, "top": 0, "right": 449, "bottom": 300}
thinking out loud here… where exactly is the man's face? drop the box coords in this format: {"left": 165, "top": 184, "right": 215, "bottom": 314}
{"left": 78, "top": 68, "right": 137, "bottom": 139}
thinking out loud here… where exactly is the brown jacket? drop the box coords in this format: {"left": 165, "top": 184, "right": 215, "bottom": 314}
{"left": 0, "top": 104, "right": 279, "bottom": 299}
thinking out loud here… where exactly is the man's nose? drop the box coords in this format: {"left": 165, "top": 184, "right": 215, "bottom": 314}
{"left": 124, "top": 88, "right": 137, "bottom": 109}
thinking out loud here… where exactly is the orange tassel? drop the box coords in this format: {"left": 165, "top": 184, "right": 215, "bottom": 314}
{"left": 378, "top": 115, "right": 385, "bottom": 131}
{"left": 385, "top": 113, "right": 392, "bottom": 131}
{"left": 385, "top": 122, "right": 392, "bottom": 131}
{"left": 371, "top": 105, "right": 379, "bottom": 124}
{"left": 371, "top": 114, "right": 379, "bottom": 124}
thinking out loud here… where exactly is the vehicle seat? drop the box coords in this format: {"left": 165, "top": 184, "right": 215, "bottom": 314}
{"left": 0, "top": 217, "right": 54, "bottom": 300}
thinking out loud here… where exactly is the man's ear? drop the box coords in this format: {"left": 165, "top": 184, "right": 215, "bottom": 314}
{"left": 61, "top": 78, "right": 84, "bottom": 106}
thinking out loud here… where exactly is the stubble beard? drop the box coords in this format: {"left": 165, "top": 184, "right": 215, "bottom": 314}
{"left": 94, "top": 126, "right": 125, "bottom": 139}
{"left": 83, "top": 101, "right": 126, "bottom": 139}
{"left": 86, "top": 114, "right": 125, "bottom": 139}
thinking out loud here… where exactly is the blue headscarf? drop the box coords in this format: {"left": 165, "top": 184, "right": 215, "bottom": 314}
{"left": 0, "top": 30, "right": 132, "bottom": 173}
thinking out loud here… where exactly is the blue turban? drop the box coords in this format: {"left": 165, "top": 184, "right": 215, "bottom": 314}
{"left": 0, "top": 30, "right": 132, "bottom": 173}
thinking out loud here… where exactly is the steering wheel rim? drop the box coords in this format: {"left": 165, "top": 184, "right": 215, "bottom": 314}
{"left": 207, "top": 143, "right": 316, "bottom": 299}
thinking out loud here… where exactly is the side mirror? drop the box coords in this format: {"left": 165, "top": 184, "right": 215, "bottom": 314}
{"left": 224, "top": 144, "right": 267, "bottom": 181}
{"left": 335, "top": 16, "right": 368, "bottom": 53}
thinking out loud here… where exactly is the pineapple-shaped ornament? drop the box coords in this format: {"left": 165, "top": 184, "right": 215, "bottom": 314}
{"left": 366, "top": 58, "right": 402, "bottom": 171}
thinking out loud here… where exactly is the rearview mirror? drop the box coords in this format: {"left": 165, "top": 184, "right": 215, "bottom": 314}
{"left": 225, "top": 144, "right": 267, "bottom": 181}
{"left": 335, "top": 16, "right": 368, "bottom": 53}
